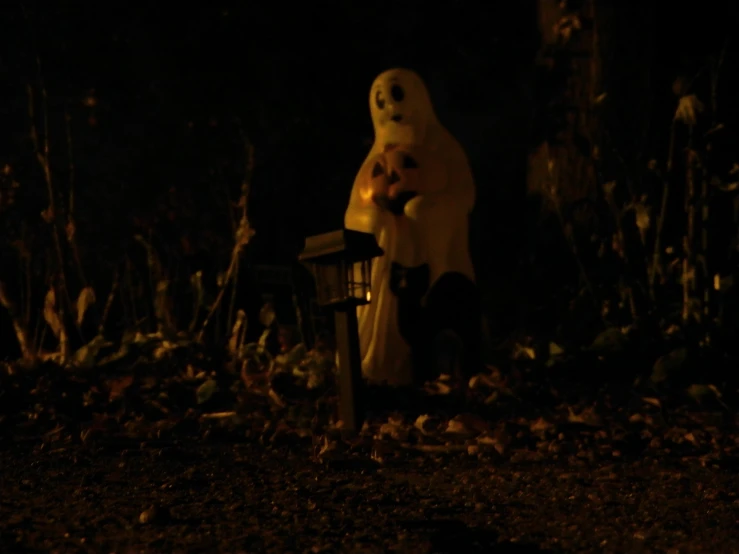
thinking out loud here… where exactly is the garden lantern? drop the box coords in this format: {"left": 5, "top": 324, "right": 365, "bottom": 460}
{"left": 299, "top": 229, "right": 383, "bottom": 433}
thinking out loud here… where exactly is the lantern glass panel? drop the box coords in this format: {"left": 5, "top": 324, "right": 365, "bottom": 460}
{"left": 347, "top": 259, "right": 372, "bottom": 304}
{"left": 315, "top": 263, "right": 347, "bottom": 305}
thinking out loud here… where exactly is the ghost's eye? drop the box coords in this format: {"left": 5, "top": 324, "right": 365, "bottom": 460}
{"left": 391, "top": 85, "right": 404, "bottom": 102}
{"left": 375, "top": 90, "right": 385, "bottom": 110}
{"left": 402, "top": 155, "right": 418, "bottom": 169}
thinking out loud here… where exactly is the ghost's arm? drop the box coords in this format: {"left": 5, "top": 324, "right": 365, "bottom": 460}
{"left": 404, "top": 155, "right": 475, "bottom": 222}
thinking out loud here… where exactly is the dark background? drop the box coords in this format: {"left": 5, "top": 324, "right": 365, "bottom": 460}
{"left": 2, "top": 2, "right": 537, "bottom": 268}
{"left": 1, "top": 1, "right": 738, "bottom": 354}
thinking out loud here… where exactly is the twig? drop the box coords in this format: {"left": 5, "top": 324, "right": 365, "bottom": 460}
{"left": 124, "top": 256, "right": 139, "bottom": 328}
{"left": 227, "top": 256, "right": 239, "bottom": 337}
{"left": 649, "top": 121, "right": 677, "bottom": 298}
{"left": 63, "top": 107, "right": 88, "bottom": 288}
{"left": 98, "top": 268, "right": 119, "bottom": 335}
{"left": 64, "top": 109, "right": 75, "bottom": 215}
{"left": 197, "top": 134, "right": 254, "bottom": 343}
{"left": 710, "top": 37, "right": 729, "bottom": 127}
{"left": 19, "top": 0, "right": 85, "bottom": 357}
{"left": 552, "top": 194, "right": 599, "bottom": 312}
{"left": 226, "top": 129, "right": 253, "bottom": 333}
{"left": 197, "top": 246, "right": 240, "bottom": 343}
{"left": 682, "top": 132, "right": 697, "bottom": 324}
{"left": 200, "top": 411, "right": 236, "bottom": 420}
{"left": 0, "top": 281, "right": 36, "bottom": 365}
{"left": 27, "top": 80, "right": 76, "bottom": 355}
{"left": 135, "top": 233, "right": 175, "bottom": 334}
{"left": 18, "top": 223, "right": 31, "bottom": 327}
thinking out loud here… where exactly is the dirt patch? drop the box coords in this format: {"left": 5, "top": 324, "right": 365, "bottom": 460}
{"left": 3, "top": 352, "right": 739, "bottom": 552}
{"left": 3, "top": 430, "right": 739, "bottom": 553}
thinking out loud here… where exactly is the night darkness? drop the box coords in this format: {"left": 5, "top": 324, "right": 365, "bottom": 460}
{"left": 3, "top": 2, "right": 538, "bottom": 263}
{"left": 4, "top": 3, "right": 735, "bottom": 292}
{"left": 3, "top": 2, "right": 739, "bottom": 551}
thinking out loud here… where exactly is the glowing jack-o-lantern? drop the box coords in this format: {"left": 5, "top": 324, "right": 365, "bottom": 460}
{"left": 368, "top": 146, "right": 420, "bottom": 215}
{"left": 357, "top": 144, "right": 448, "bottom": 218}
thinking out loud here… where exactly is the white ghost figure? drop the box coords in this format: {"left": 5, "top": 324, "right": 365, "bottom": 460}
{"left": 344, "top": 68, "right": 475, "bottom": 385}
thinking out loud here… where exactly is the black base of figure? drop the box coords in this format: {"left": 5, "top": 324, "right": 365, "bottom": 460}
{"left": 390, "top": 263, "right": 482, "bottom": 385}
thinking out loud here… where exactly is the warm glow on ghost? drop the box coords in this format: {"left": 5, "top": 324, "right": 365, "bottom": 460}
{"left": 345, "top": 68, "right": 476, "bottom": 386}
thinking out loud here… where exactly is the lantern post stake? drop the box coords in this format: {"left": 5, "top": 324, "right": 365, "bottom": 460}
{"left": 298, "top": 229, "right": 383, "bottom": 435}
{"left": 333, "top": 305, "right": 363, "bottom": 433}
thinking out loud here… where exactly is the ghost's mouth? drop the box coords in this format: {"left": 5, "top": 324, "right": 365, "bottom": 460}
{"left": 390, "top": 114, "right": 403, "bottom": 123}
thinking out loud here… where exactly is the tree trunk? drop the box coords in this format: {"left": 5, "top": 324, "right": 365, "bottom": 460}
{"left": 528, "top": 0, "right": 602, "bottom": 206}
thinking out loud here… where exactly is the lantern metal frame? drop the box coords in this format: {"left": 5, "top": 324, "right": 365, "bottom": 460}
{"left": 299, "top": 229, "right": 383, "bottom": 433}
{"left": 299, "top": 229, "right": 382, "bottom": 308}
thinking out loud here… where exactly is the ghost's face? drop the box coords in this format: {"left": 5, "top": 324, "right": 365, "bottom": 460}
{"left": 369, "top": 69, "right": 436, "bottom": 147}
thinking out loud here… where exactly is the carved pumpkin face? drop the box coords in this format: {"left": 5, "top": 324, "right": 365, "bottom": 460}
{"left": 368, "top": 148, "right": 420, "bottom": 215}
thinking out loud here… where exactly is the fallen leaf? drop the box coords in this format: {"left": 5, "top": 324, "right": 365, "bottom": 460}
{"left": 567, "top": 406, "right": 603, "bottom": 427}
{"left": 75, "top": 287, "right": 96, "bottom": 326}
{"left": 651, "top": 347, "right": 689, "bottom": 383}
{"left": 530, "top": 417, "right": 554, "bottom": 434}
{"left": 196, "top": 379, "right": 218, "bottom": 404}
{"left": 674, "top": 94, "right": 704, "bottom": 125}
{"left": 43, "top": 287, "right": 64, "bottom": 338}
{"left": 642, "top": 397, "right": 662, "bottom": 409}
{"left": 512, "top": 343, "right": 536, "bottom": 360}
{"left": 73, "top": 334, "right": 113, "bottom": 368}
{"left": 108, "top": 375, "right": 134, "bottom": 401}
{"left": 414, "top": 414, "right": 440, "bottom": 436}
{"left": 549, "top": 342, "right": 565, "bottom": 357}
{"left": 588, "top": 327, "right": 627, "bottom": 354}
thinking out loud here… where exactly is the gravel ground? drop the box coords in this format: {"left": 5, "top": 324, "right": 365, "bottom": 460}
{"left": 2, "top": 436, "right": 739, "bottom": 553}
{"left": 3, "top": 344, "right": 739, "bottom": 553}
